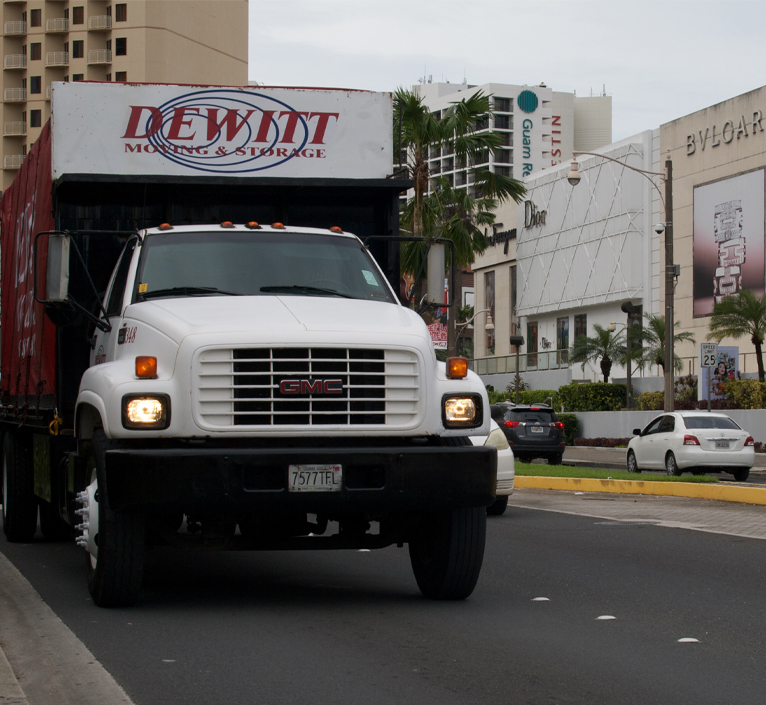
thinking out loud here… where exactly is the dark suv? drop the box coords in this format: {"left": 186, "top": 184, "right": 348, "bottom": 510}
{"left": 490, "top": 403, "right": 565, "bottom": 464}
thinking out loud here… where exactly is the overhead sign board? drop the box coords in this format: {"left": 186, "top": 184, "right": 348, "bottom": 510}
{"left": 51, "top": 82, "right": 392, "bottom": 180}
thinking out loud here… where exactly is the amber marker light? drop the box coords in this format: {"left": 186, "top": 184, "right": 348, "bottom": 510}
{"left": 221, "top": 221, "right": 235, "bottom": 228}
{"left": 446, "top": 356, "right": 468, "bottom": 379}
{"left": 135, "top": 356, "right": 158, "bottom": 379}
{"left": 158, "top": 223, "right": 173, "bottom": 231}
{"left": 245, "top": 221, "right": 261, "bottom": 229}
{"left": 330, "top": 226, "right": 343, "bottom": 233}
{"left": 272, "top": 222, "right": 286, "bottom": 229}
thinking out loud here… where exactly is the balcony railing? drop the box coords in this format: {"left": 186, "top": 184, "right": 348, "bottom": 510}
{"left": 4, "top": 87, "right": 26, "bottom": 101}
{"left": 3, "top": 121, "right": 26, "bottom": 136}
{"left": 4, "top": 20, "right": 26, "bottom": 34}
{"left": 45, "top": 51, "right": 69, "bottom": 67}
{"left": 88, "top": 15, "right": 112, "bottom": 30}
{"left": 3, "top": 154, "right": 24, "bottom": 169}
{"left": 3, "top": 54, "right": 27, "bottom": 69}
{"left": 87, "top": 49, "right": 112, "bottom": 64}
{"left": 470, "top": 349, "right": 571, "bottom": 376}
{"left": 45, "top": 18, "right": 69, "bottom": 32}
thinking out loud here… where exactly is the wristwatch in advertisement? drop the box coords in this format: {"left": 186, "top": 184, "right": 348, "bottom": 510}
{"left": 713, "top": 199, "right": 745, "bottom": 302}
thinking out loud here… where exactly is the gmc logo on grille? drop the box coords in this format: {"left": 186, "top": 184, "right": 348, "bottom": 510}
{"left": 280, "top": 379, "right": 344, "bottom": 395}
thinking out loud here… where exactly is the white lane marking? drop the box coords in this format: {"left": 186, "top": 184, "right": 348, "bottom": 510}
{"left": 358, "top": 549, "right": 370, "bottom": 552}
{"left": 596, "top": 615, "right": 616, "bottom": 620}
{"left": 532, "top": 597, "right": 550, "bottom": 602}
{"left": 678, "top": 638, "right": 700, "bottom": 643}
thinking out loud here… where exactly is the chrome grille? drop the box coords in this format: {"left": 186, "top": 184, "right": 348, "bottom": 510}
{"left": 196, "top": 347, "right": 420, "bottom": 429}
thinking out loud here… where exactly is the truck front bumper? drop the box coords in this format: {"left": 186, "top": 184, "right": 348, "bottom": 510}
{"left": 103, "top": 445, "right": 497, "bottom": 514}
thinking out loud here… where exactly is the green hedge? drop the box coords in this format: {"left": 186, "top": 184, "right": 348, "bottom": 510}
{"left": 636, "top": 390, "right": 664, "bottom": 411}
{"left": 485, "top": 388, "right": 561, "bottom": 409}
{"left": 721, "top": 379, "right": 766, "bottom": 409}
{"left": 558, "top": 413, "right": 579, "bottom": 445}
{"left": 559, "top": 382, "right": 626, "bottom": 412}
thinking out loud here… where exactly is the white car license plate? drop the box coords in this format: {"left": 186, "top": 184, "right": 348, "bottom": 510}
{"left": 288, "top": 464, "right": 342, "bottom": 492}
{"left": 715, "top": 440, "right": 729, "bottom": 450}
{"left": 531, "top": 426, "right": 544, "bottom": 434}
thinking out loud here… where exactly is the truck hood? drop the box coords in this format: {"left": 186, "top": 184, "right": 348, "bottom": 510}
{"left": 124, "top": 295, "right": 428, "bottom": 345}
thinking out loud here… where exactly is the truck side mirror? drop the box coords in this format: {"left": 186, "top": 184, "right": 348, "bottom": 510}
{"left": 425, "top": 242, "right": 445, "bottom": 305}
{"left": 34, "top": 231, "right": 70, "bottom": 304}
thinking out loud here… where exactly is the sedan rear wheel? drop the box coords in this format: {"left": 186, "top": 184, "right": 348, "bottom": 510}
{"left": 626, "top": 450, "right": 641, "bottom": 474}
{"left": 665, "top": 452, "right": 683, "bottom": 476}
{"left": 732, "top": 468, "right": 750, "bottom": 482}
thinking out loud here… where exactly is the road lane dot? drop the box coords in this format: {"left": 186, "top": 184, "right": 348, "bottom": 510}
{"left": 678, "top": 638, "right": 700, "bottom": 643}
{"left": 532, "top": 597, "right": 550, "bottom": 602}
{"left": 358, "top": 549, "right": 370, "bottom": 552}
{"left": 574, "top": 492, "right": 584, "bottom": 495}
{"left": 162, "top": 659, "right": 176, "bottom": 663}
{"left": 596, "top": 615, "right": 616, "bottom": 620}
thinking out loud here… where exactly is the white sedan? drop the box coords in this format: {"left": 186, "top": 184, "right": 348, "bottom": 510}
{"left": 470, "top": 419, "right": 515, "bottom": 515}
{"left": 626, "top": 411, "right": 754, "bottom": 481}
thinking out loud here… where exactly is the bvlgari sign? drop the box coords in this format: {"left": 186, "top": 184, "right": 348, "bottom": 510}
{"left": 686, "top": 110, "right": 764, "bottom": 155}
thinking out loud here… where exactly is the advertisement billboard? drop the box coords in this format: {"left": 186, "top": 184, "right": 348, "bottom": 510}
{"left": 51, "top": 82, "right": 393, "bottom": 180}
{"left": 693, "top": 169, "right": 765, "bottom": 317}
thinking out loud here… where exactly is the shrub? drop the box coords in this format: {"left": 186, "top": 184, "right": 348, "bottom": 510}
{"left": 636, "top": 391, "right": 664, "bottom": 411}
{"left": 574, "top": 437, "right": 632, "bottom": 448}
{"left": 558, "top": 413, "right": 579, "bottom": 445}
{"left": 486, "top": 387, "right": 506, "bottom": 404}
{"left": 559, "top": 382, "right": 626, "bottom": 412}
{"left": 720, "top": 379, "right": 766, "bottom": 409}
{"left": 486, "top": 388, "right": 561, "bottom": 409}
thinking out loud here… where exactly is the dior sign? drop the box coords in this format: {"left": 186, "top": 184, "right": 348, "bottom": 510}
{"left": 686, "top": 111, "right": 764, "bottom": 155}
{"left": 524, "top": 200, "right": 547, "bottom": 228}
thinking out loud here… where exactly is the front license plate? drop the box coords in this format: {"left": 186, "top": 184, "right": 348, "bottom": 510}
{"left": 715, "top": 441, "right": 729, "bottom": 450}
{"left": 288, "top": 464, "right": 342, "bottom": 492}
{"left": 530, "top": 426, "right": 544, "bottom": 434}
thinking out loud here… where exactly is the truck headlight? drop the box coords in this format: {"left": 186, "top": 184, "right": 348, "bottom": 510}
{"left": 442, "top": 394, "right": 483, "bottom": 428}
{"left": 122, "top": 394, "right": 171, "bottom": 429}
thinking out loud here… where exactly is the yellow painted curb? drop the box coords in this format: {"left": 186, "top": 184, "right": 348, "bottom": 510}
{"left": 515, "top": 476, "right": 766, "bottom": 506}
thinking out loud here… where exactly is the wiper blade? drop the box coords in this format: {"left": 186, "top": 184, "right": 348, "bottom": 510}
{"left": 139, "top": 286, "right": 243, "bottom": 300}
{"left": 260, "top": 285, "right": 356, "bottom": 299}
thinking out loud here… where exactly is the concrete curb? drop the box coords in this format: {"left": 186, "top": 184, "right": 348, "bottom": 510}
{"left": 515, "top": 476, "right": 766, "bottom": 505}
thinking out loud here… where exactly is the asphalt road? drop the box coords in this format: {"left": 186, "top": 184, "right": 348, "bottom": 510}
{"left": 2, "top": 498, "right": 765, "bottom": 705}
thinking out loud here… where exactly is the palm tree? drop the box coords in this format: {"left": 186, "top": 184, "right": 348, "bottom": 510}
{"left": 633, "top": 312, "right": 696, "bottom": 374}
{"left": 394, "top": 88, "right": 526, "bottom": 354}
{"left": 707, "top": 290, "right": 766, "bottom": 382}
{"left": 570, "top": 324, "right": 627, "bottom": 383}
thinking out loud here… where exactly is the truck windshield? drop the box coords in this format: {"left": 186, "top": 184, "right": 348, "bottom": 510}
{"left": 134, "top": 230, "right": 395, "bottom": 303}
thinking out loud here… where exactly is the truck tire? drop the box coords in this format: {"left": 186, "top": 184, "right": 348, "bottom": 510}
{"left": 408, "top": 507, "right": 486, "bottom": 600}
{"left": 84, "top": 431, "right": 146, "bottom": 607}
{"left": 2, "top": 431, "right": 38, "bottom": 542}
{"left": 487, "top": 495, "right": 508, "bottom": 516}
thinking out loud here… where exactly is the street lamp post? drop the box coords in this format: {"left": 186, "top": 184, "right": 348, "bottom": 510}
{"left": 568, "top": 150, "right": 675, "bottom": 412}
{"left": 456, "top": 309, "right": 494, "bottom": 357}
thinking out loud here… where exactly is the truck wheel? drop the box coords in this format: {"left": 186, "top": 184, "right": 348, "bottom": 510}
{"left": 2, "top": 431, "right": 38, "bottom": 542}
{"left": 487, "top": 495, "right": 508, "bottom": 516}
{"left": 408, "top": 507, "right": 486, "bottom": 600}
{"left": 83, "top": 431, "right": 145, "bottom": 607}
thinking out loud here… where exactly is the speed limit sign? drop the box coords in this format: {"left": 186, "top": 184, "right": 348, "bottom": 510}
{"left": 700, "top": 343, "right": 718, "bottom": 368}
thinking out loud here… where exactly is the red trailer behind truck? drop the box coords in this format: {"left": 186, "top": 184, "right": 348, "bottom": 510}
{"left": 0, "top": 82, "right": 495, "bottom": 607}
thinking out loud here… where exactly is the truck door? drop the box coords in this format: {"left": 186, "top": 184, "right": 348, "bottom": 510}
{"left": 90, "top": 238, "right": 137, "bottom": 367}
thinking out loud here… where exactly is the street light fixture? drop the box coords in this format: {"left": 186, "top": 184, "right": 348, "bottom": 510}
{"left": 456, "top": 309, "right": 494, "bottom": 356}
{"left": 568, "top": 150, "right": 676, "bottom": 412}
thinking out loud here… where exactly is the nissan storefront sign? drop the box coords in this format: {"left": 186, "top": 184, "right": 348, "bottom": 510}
{"left": 51, "top": 82, "right": 392, "bottom": 179}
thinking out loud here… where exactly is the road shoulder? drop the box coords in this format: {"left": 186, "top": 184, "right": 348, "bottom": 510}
{"left": 0, "top": 551, "right": 135, "bottom": 705}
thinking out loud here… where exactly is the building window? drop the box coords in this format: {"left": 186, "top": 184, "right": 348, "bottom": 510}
{"left": 106, "top": 73, "right": 112, "bottom": 82}
{"left": 73, "top": 74, "right": 84, "bottom": 82}
{"left": 72, "top": 41, "right": 84, "bottom": 59}
{"left": 116, "top": 4, "right": 127, "bottom": 22}
{"left": 494, "top": 97, "right": 512, "bottom": 112}
{"left": 527, "top": 321, "right": 538, "bottom": 367}
{"left": 115, "top": 71, "right": 127, "bottom": 82}
{"left": 72, "top": 6, "right": 85, "bottom": 25}
{"left": 556, "top": 317, "right": 569, "bottom": 350}
{"left": 30, "top": 110, "right": 42, "bottom": 128}
{"left": 28, "top": 44, "right": 40, "bottom": 61}
{"left": 30, "top": 76, "right": 41, "bottom": 94}
{"left": 574, "top": 313, "right": 587, "bottom": 341}
{"left": 485, "top": 271, "right": 495, "bottom": 356}
{"left": 30, "top": 9, "right": 41, "bottom": 27}
{"left": 115, "top": 37, "right": 127, "bottom": 56}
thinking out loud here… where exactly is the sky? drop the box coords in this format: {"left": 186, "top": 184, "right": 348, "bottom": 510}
{"left": 248, "top": 0, "right": 766, "bottom": 141}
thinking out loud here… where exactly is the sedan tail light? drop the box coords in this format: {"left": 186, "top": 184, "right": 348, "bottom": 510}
{"left": 505, "top": 420, "right": 522, "bottom": 428}
{"left": 683, "top": 435, "right": 700, "bottom": 446}
{"left": 552, "top": 421, "right": 564, "bottom": 429}
{"left": 745, "top": 436, "right": 755, "bottom": 447}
